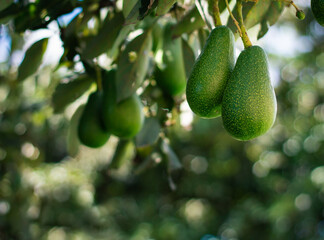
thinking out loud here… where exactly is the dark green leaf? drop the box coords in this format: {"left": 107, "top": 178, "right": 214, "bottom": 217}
{"left": 107, "top": 25, "right": 134, "bottom": 60}
{"left": 17, "top": 38, "right": 48, "bottom": 82}
{"left": 182, "top": 38, "right": 196, "bottom": 78}
{"left": 0, "top": 0, "right": 13, "bottom": 11}
{"left": 227, "top": 0, "right": 271, "bottom": 34}
{"left": 265, "top": 0, "right": 284, "bottom": 26}
{"left": 257, "top": 19, "right": 269, "bottom": 40}
{"left": 123, "top": 0, "right": 138, "bottom": 18}
{"left": 156, "top": 0, "right": 176, "bottom": 16}
{"left": 124, "top": 0, "right": 157, "bottom": 25}
{"left": 171, "top": 6, "right": 205, "bottom": 38}
{"left": 116, "top": 31, "right": 152, "bottom": 102}
{"left": 51, "top": 75, "right": 93, "bottom": 113}
{"left": 82, "top": 12, "right": 124, "bottom": 59}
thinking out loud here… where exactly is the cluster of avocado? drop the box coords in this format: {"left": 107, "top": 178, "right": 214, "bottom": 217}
{"left": 78, "top": 69, "right": 144, "bottom": 148}
{"left": 186, "top": 26, "right": 277, "bottom": 141}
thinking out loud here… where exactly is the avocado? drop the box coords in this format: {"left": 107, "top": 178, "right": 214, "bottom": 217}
{"left": 78, "top": 92, "right": 110, "bottom": 148}
{"left": 311, "top": 0, "right": 324, "bottom": 26}
{"left": 221, "top": 46, "right": 277, "bottom": 141}
{"left": 103, "top": 94, "right": 144, "bottom": 139}
{"left": 155, "top": 23, "right": 187, "bottom": 96}
{"left": 186, "top": 26, "right": 235, "bottom": 118}
{"left": 101, "top": 69, "right": 117, "bottom": 132}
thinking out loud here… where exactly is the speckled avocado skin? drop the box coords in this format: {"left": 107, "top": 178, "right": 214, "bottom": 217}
{"left": 311, "top": 0, "right": 324, "bottom": 26}
{"left": 186, "top": 26, "right": 235, "bottom": 119}
{"left": 221, "top": 46, "right": 277, "bottom": 141}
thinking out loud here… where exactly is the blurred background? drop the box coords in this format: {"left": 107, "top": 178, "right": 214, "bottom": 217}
{"left": 1, "top": 0, "right": 324, "bottom": 239}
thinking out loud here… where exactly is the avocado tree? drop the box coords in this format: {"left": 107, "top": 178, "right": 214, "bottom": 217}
{"left": 0, "top": 0, "right": 324, "bottom": 239}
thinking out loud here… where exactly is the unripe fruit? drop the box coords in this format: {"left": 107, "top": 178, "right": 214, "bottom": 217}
{"left": 222, "top": 46, "right": 277, "bottom": 141}
{"left": 186, "top": 26, "right": 235, "bottom": 118}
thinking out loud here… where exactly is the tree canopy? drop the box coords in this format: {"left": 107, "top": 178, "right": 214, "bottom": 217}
{"left": 0, "top": 0, "right": 324, "bottom": 239}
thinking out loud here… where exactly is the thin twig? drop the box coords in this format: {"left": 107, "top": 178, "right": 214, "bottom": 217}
{"left": 224, "top": 0, "right": 242, "bottom": 37}
{"left": 237, "top": 0, "right": 252, "bottom": 48}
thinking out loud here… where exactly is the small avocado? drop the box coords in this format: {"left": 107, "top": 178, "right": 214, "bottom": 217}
{"left": 155, "top": 23, "right": 187, "bottom": 96}
{"left": 186, "top": 26, "right": 235, "bottom": 118}
{"left": 221, "top": 46, "right": 277, "bottom": 141}
{"left": 311, "top": 0, "right": 324, "bottom": 26}
{"left": 104, "top": 94, "right": 144, "bottom": 138}
{"left": 78, "top": 92, "right": 110, "bottom": 148}
{"left": 101, "top": 69, "right": 117, "bottom": 132}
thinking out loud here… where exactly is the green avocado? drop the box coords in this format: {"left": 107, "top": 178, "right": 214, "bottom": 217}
{"left": 101, "top": 68, "right": 117, "bottom": 132}
{"left": 155, "top": 23, "right": 187, "bottom": 96}
{"left": 221, "top": 46, "right": 277, "bottom": 141}
{"left": 78, "top": 92, "right": 110, "bottom": 148}
{"left": 186, "top": 26, "right": 235, "bottom": 118}
{"left": 311, "top": 0, "right": 324, "bottom": 26}
{"left": 103, "top": 93, "right": 144, "bottom": 139}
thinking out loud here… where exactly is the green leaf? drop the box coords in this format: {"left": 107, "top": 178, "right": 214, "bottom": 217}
{"left": 107, "top": 25, "right": 134, "bottom": 60}
{"left": 51, "top": 75, "right": 93, "bottom": 113}
{"left": 156, "top": 0, "right": 176, "bottom": 16}
{"left": 265, "top": 0, "right": 284, "bottom": 26}
{"left": 81, "top": 12, "right": 124, "bottom": 59}
{"left": 181, "top": 38, "right": 196, "bottom": 78}
{"left": 227, "top": 0, "right": 271, "bottom": 33}
{"left": 244, "top": 0, "right": 272, "bottom": 29}
{"left": 257, "top": 19, "right": 269, "bottom": 40}
{"left": 136, "top": 117, "right": 161, "bottom": 148}
{"left": 123, "top": 0, "right": 138, "bottom": 18}
{"left": 257, "top": 1, "right": 284, "bottom": 40}
{"left": 67, "top": 104, "right": 84, "bottom": 157}
{"left": 125, "top": 0, "right": 158, "bottom": 25}
{"left": 0, "top": 3, "right": 19, "bottom": 24}
{"left": 0, "top": 0, "right": 13, "bottom": 11}
{"left": 161, "top": 139, "right": 182, "bottom": 173}
{"left": 116, "top": 31, "right": 152, "bottom": 102}
{"left": 171, "top": 6, "right": 205, "bottom": 38}
{"left": 17, "top": 38, "right": 48, "bottom": 82}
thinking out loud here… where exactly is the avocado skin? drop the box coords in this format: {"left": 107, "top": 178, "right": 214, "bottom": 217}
{"left": 311, "top": 0, "right": 324, "bottom": 26}
{"left": 101, "top": 69, "right": 117, "bottom": 132}
{"left": 78, "top": 92, "right": 110, "bottom": 148}
{"left": 221, "top": 46, "right": 277, "bottom": 141}
{"left": 104, "top": 94, "right": 144, "bottom": 138}
{"left": 186, "top": 26, "right": 235, "bottom": 118}
{"left": 155, "top": 24, "right": 187, "bottom": 96}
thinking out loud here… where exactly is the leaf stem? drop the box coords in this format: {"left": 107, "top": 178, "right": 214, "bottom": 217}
{"left": 212, "top": 0, "right": 222, "bottom": 26}
{"left": 224, "top": 0, "right": 242, "bottom": 37}
{"left": 290, "top": 1, "right": 300, "bottom": 11}
{"left": 237, "top": 0, "right": 252, "bottom": 48}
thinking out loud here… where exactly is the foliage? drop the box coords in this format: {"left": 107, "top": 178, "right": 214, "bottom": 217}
{"left": 0, "top": 0, "right": 324, "bottom": 239}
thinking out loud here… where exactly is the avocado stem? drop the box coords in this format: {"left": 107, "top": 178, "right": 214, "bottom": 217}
{"left": 224, "top": 0, "right": 242, "bottom": 37}
{"left": 237, "top": 0, "right": 252, "bottom": 49}
{"left": 212, "top": 0, "right": 222, "bottom": 26}
{"left": 290, "top": 1, "right": 301, "bottom": 12}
